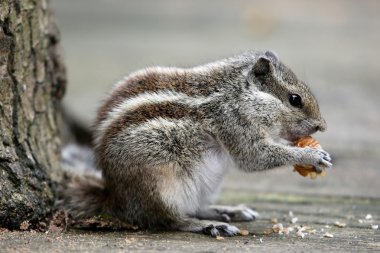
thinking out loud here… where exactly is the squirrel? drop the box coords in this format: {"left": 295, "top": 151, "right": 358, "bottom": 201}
{"left": 63, "top": 50, "right": 332, "bottom": 237}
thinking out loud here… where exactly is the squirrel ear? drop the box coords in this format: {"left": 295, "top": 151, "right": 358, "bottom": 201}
{"left": 253, "top": 56, "right": 272, "bottom": 77}
{"left": 253, "top": 50, "right": 278, "bottom": 77}
{"left": 264, "top": 50, "right": 279, "bottom": 63}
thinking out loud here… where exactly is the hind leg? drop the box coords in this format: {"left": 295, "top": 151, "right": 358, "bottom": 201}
{"left": 196, "top": 205, "right": 259, "bottom": 222}
{"left": 110, "top": 119, "right": 241, "bottom": 236}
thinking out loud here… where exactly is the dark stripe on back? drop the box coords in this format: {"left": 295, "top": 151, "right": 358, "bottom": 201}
{"left": 95, "top": 69, "right": 224, "bottom": 130}
{"left": 99, "top": 101, "right": 202, "bottom": 149}
{"left": 95, "top": 71, "right": 189, "bottom": 129}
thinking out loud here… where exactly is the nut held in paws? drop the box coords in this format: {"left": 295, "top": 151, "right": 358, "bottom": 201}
{"left": 293, "top": 136, "right": 327, "bottom": 179}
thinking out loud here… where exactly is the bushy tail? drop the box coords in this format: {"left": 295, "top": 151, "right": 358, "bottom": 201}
{"left": 63, "top": 174, "right": 108, "bottom": 218}
{"left": 58, "top": 144, "right": 108, "bottom": 218}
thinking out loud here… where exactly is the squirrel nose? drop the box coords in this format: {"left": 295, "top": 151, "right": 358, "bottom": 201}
{"left": 316, "top": 119, "right": 327, "bottom": 132}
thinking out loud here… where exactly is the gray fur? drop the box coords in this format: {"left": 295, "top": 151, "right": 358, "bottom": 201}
{"left": 64, "top": 50, "right": 332, "bottom": 237}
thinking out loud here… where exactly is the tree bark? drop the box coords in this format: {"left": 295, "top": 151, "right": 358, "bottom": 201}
{"left": 0, "top": 0, "right": 66, "bottom": 229}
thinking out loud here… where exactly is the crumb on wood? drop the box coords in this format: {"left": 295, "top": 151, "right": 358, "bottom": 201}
{"left": 271, "top": 218, "right": 278, "bottom": 224}
{"left": 239, "top": 229, "right": 249, "bottom": 236}
{"left": 334, "top": 221, "right": 346, "bottom": 228}
{"left": 216, "top": 236, "right": 224, "bottom": 240}
{"left": 291, "top": 217, "right": 298, "bottom": 224}
{"left": 272, "top": 223, "right": 284, "bottom": 233}
{"left": 296, "top": 230, "right": 305, "bottom": 238}
{"left": 20, "top": 220, "right": 30, "bottom": 231}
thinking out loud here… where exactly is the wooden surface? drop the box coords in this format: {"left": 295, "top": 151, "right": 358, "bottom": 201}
{"left": 1, "top": 191, "right": 379, "bottom": 252}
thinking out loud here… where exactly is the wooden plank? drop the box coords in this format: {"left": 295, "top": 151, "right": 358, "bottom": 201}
{"left": 1, "top": 192, "right": 378, "bottom": 252}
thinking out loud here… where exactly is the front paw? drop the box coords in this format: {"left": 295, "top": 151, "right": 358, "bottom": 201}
{"left": 298, "top": 147, "right": 332, "bottom": 172}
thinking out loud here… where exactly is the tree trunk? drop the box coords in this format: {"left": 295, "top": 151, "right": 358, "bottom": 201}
{"left": 0, "top": 0, "right": 66, "bottom": 229}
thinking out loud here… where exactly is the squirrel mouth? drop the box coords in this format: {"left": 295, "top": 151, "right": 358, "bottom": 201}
{"left": 282, "top": 130, "right": 310, "bottom": 142}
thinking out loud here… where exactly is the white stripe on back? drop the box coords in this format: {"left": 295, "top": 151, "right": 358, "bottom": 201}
{"left": 94, "top": 90, "right": 189, "bottom": 146}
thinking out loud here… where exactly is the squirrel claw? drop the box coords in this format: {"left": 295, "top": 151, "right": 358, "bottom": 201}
{"left": 300, "top": 147, "right": 333, "bottom": 170}
{"left": 203, "top": 224, "right": 240, "bottom": 237}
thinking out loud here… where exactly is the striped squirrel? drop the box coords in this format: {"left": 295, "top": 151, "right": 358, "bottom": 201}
{"left": 64, "top": 50, "right": 332, "bottom": 237}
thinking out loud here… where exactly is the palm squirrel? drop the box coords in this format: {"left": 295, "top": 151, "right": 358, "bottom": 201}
{"left": 63, "top": 50, "right": 332, "bottom": 237}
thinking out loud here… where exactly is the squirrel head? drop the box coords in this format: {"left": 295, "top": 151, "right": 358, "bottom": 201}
{"left": 246, "top": 50, "right": 327, "bottom": 141}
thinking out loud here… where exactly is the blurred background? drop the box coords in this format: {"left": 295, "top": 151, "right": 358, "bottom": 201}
{"left": 52, "top": 0, "right": 380, "bottom": 198}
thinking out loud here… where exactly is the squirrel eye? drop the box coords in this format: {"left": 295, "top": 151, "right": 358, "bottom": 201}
{"left": 288, "top": 94, "right": 303, "bottom": 108}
